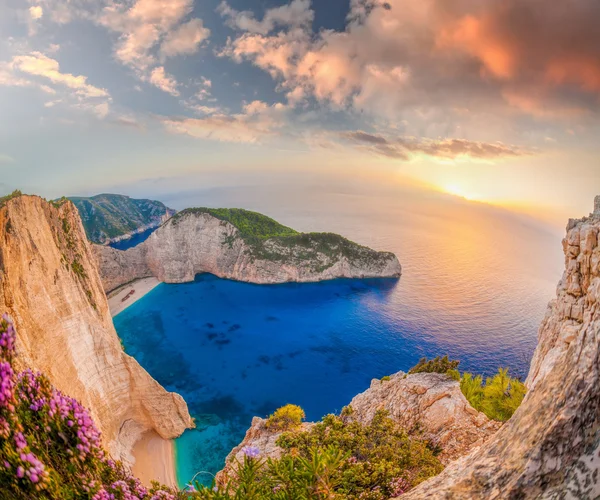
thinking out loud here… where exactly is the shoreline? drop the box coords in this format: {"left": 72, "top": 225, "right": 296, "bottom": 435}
{"left": 131, "top": 431, "right": 178, "bottom": 490}
{"left": 108, "top": 277, "right": 161, "bottom": 317}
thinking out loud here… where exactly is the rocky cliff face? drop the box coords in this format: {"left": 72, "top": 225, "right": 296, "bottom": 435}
{"left": 217, "top": 371, "right": 499, "bottom": 484}
{"left": 94, "top": 210, "right": 401, "bottom": 292}
{"left": 400, "top": 200, "right": 600, "bottom": 499}
{"left": 0, "top": 195, "right": 193, "bottom": 464}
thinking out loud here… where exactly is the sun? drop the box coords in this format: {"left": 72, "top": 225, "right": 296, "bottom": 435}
{"left": 443, "top": 184, "right": 476, "bottom": 201}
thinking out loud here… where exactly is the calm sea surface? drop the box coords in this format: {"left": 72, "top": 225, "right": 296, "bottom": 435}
{"left": 113, "top": 187, "right": 564, "bottom": 487}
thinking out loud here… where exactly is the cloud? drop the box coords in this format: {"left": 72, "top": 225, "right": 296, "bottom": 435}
{"left": 10, "top": 52, "right": 109, "bottom": 98}
{"left": 0, "top": 154, "right": 15, "bottom": 165}
{"left": 219, "top": 0, "right": 600, "bottom": 122}
{"left": 160, "top": 18, "right": 210, "bottom": 58}
{"left": 161, "top": 100, "right": 288, "bottom": 143}
{"left": 100, "top": 0, "right": 208, "bottom": 72}
{"left": 29, "top": 6, "right": 43, "bottom": 20}
{"left": 217, "top": 0, "right": 313, "bottom": 35}
{"left": 149, "top": 66, "right": 179, "bottom": 95}
{"left": 340, "top": 131, "right": 533, "bottom": 161}
{"left": 0, "top": 52, "right": 111, "bottom": 117}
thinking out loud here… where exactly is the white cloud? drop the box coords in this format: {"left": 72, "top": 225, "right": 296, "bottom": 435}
{"left": 0, "top": 154, "right": 15, "bottom": 165}
{"left": 11, "top": 52, "right": 109, "bottom": 98}
{"left": 0, "top": 52, "right": 111, "bottom": 117}
{"left": 217, "top": 0, "right": 313, "bottom": 35}
{"left": 149, "top": 66, "right": 179, "bottom": 95}
{"left": 160, "top": 18, "right": 210, "bottom": 58}
{"left": 29, "top": 6, "right": 43, "bottom": 20}
{"left": 100, "top": 0, "right": 208, "bottom": 72}
{"left": 162, "top": 100, "right": 288, "bottom": 142}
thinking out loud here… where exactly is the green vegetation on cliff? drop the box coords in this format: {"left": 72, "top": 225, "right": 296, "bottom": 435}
{"left": 69, "top": 193, "right": 174, "bottom": 244}
{"left": 196, "top": 407, "right": 443, "bottom": 499}
{"left": 0, "top": 190, "right": 23, "bottom": 208}
{"left": 407, "top": 356, "right": 526, "bottom": 422}
{"left": 172, "top": 207, "right": 397, "bottom": 272}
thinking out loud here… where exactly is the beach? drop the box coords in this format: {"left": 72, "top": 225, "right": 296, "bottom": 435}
{"left": 131, "top": 431, "right": 178, "bottom": 490}
{"left": 108, "top": 277, "right": 161, "bottom": 317}
{"left": 109, "top": 277, "right": 181, "bottom": 490}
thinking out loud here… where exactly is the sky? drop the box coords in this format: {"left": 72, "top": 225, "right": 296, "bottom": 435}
{"left": 0, "top": 0, "right": 599, "bottom": 225}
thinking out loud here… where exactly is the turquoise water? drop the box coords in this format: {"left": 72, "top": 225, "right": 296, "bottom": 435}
{"left": 113, "top": 188, "right": 564, "bottom": 488}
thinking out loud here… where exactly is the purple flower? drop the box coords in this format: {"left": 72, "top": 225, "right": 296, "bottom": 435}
{"left": 242, "top": 445, "right": 261, "bottom": 458}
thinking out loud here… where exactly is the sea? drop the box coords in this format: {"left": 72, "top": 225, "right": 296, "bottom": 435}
{"left": 112, "top": 185, "right": 565, "bottom": 488}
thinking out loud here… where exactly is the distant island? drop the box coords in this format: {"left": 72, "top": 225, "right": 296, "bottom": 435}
{"left": 67, "top": 193, "right": 176, "bottom": 245}
{"left": 93, "top": 204, "right": 402, "bottom": 291}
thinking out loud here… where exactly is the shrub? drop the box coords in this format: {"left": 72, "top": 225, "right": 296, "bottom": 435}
{"left": 381, "top": 375, "right": 391, "bottom": 382}
{"left": 460, "top": 368, "right": 526, "bottom": 422}
{"left": 408, "top": 356, "right": 460, "bottom": 375}
{"left": 408, "top": 356, "right": 525, "bottom": 422}
{"left": 195, "top": 410, "right": 443, "bottom": 499}
{"left": 265, "top": 404, "right": 305, "bottom": 431}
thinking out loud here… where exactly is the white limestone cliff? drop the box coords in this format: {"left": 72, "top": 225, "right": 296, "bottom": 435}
{"left": 94, "top": 210, "right": 401, "bottom": 292}
{"left": 0, "top": 195, "right": 193, "bottom": 465}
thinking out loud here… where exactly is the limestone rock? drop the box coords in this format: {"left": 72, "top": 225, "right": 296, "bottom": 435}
{"left": 0, "top": 195, "right": 193, "bottom": 464}
{"left": 94, "top": 210, "right": 401, "bottom": 292}
{"left": 348, "top": 372, "right": 501, "bottom": 464}
{"left": 400, "top": 200, "right": 600, "bottom": 499}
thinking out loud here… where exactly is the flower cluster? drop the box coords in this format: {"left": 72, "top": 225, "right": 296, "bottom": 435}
{"left": 242, "top": 446, "right": 260, "bottom": 459}
{"left": 0, "top": 315, "right": 182, "bottom": 500}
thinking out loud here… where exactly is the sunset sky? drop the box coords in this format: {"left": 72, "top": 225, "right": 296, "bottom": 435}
{"left": 1, "top": 0, "right": 599, "bottom": 224}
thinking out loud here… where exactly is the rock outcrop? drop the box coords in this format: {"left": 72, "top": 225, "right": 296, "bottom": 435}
{"left": 348, "top": 372, "right": 501, "bottom": 464}
{"left": 400, "top": 199, "right": 600, "bottom": 499}
{"left": 94, "top": 209, "right": 401, "bottom": 292}
{"left": 0, "top": 195, "right": 193, "bottom": 464}
{"left": 217, "top": 372, "right": 499, "bottom": 484}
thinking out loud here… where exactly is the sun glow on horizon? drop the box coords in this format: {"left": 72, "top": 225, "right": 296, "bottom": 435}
{"left": 442, "top": 184, "right": 480, "bottom": 201}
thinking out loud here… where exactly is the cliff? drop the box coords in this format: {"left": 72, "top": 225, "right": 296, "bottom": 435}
{"left": 94, "top": 207, "right": 401, "bottom": 291}
{"left": 399, "top": 200, "right": 600, "bottom": 498}
{"left": 69, "top": 193, "right": 176, "bottom": 245}
{"left": 0, "top": 195, "right": 193, "bottom": 464}
{"left": 217, "top": 371, "right": 500, "bottom": 484}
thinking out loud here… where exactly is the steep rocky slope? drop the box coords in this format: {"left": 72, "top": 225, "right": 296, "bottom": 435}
{"left": 400, "top": 198, "right": 600, "bottom": 499}
{"left": 0, "top": 195, "right": 193, "bottom": 464}
{"left": 217, "top": 371, "right": 500, "bottom": 484}
{"left": 69, "top": 193, "right": 175, "bottom": 245}
{"left": 94, "top": 208, "right": 401, "bottom": 291}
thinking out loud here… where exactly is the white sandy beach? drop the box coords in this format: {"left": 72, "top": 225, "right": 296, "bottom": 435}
{"left": 108, "top": 277, "right": 161, "bottom": 317}
{"left": 131, "top": 431, "right": 178, "bottom": 490}
{"left": 109, "top": 280, "right": 181, "bottom": 489}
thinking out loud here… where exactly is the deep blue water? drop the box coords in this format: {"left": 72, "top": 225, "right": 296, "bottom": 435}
{"left": 112, "top": 188, "right": 564, "bottom": 488}
{"left": 108, "top": 227, "right": 156, "bottom": 250}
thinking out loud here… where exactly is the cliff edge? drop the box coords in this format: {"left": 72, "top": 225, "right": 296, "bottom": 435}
{"left": 94, "top": 207, "right": 401, "bottom": 291}
{"left": 400, "top": 199, "right": 600, "bottom": 498}
{"left": 0, "top": 195, "right": 193, "bottom": 464}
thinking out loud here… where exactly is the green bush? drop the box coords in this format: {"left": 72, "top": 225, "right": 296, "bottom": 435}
{"left": 381, "top": 375, "right": 391, "bottom": 382}
{"left": 265, "top": 404, "right": 305, "bottom": 431}
{"left": 408, "top": 356, "right": 525, "bottom": 422}
{"left": 195, "top": 409, "right": 443, "bottom": 499}
{"left": 408, "top": 356, "right": 460, "bottom": 375}
{"left": 460, "top": 368, "right": 526, "bottom": 422}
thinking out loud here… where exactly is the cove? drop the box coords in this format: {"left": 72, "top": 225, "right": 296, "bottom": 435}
{"left": 113, "top": 273, "right": 531, "bottom": 488}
